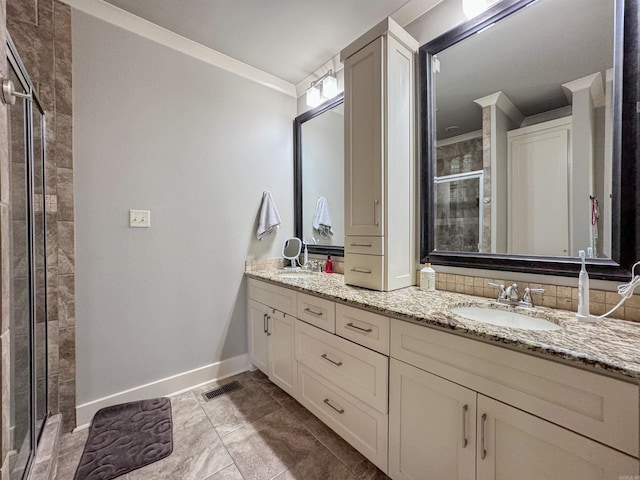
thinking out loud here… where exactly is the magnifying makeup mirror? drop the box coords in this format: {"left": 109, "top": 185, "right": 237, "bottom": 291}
{"left": 282, "top": 237, "right": 302, "bottom": 269}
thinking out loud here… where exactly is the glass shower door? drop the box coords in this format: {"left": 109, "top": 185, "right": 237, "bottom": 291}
{"left": 8, "top": 61, "right": 32, "bottom": 480}
{"left": 7, "top": 38, "right": 48, "bottom": 480}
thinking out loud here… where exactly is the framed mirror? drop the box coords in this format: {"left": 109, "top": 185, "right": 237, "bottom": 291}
{"left": 294, "top": 93, "right": 345, "bottom": 257}
{"left": 420, "top": 0, "right": 639, "bottom": 281}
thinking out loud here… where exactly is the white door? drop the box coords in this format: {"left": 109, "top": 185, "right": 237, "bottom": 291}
{"left": 247, "top": 299, "right": 269, "bottom": 374}
{"left": 389, "top": 359, "right": 477, "bottom": 480}
{"left": 508, "top": 119, "right": 571, "bottom": 255}
{"left": 477, "top": 395, "right": 638, "bottom": 480}
{"left": 344, "top": 36, "right": 384, "bottom": 237}
{"left": 268, "top": 310, "right": 297, "bottom": 396}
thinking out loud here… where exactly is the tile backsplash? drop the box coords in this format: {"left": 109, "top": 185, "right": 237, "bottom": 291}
{"left": 434, "top": 272, "right": 640, "bottom": 322}
{"left": 245, "top": 257, "right": 344, "bottom": 274}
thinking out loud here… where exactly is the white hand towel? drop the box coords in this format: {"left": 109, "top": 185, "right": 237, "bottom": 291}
{"left": 257, "top": 191, "right": 282, "bottom": 240}
{"left": 312, "top": 196, "right": 333, "bottom": 238}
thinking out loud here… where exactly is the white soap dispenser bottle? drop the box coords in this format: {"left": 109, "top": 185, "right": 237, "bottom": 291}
{"left": 420, "top": 262, "right": 436, "bottom": 291}
{"left": 577, "top": 250, "right": 596, "bottom": 322}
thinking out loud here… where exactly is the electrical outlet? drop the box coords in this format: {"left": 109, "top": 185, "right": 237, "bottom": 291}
{"left": 129, "top": 209, "right": 150, "bottom": 228}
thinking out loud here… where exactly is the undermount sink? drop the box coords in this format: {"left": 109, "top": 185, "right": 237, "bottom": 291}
{"left": 278, "top": 270, "right": 315, "bottom": 279}
{"left": 450, "top": 306, "right": 562, "bottom": 331}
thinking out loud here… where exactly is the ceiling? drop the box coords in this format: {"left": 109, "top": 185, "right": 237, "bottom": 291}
{"left": 434, "top": 0, "right": 614, "bottom": 140}
{"left": 103, "top": 0, "right": 413, "bottom": 85}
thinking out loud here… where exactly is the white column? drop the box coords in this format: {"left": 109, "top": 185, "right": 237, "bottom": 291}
{"left": 562, "top": 72, "right": 605, "bottom": 256}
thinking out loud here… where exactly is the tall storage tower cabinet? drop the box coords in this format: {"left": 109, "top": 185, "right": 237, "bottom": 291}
{"left": 341, "top": 18, "right": 418, "bottom": 291}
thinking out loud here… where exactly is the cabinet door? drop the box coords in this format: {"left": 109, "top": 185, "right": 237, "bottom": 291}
{"left": 344, "top": 36, "right": 384, "bottom": 237}
{"left": 247, "top": 299, "right": 269, "bottom": 374}
{"left": 268, "top": 310, "right": 297, "bottom": 396}
{"left": 477, "top": 395, "right": 639, "bottom": 480}
{"left": 389, "top": 359, "right": 476, "bottom": 480}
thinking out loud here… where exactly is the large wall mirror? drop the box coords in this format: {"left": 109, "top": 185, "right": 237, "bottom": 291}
{"left": 294, "top": 93, "right": 345, "bottom": 257}
{"left": 420, "top": 0, "right": 639, "bottom": 280}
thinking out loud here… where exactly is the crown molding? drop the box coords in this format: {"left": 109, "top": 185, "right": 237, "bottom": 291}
{"left": 59, "top": 0, "right": 297, "bottom": 97}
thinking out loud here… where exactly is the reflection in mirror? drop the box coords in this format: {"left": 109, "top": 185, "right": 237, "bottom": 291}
{"left": 421, "top": 0, "right": 640, "bottom": 280}
{"left": 282, "top": 237, "right": 302, "bottom": 268}
{"left": 433, "top": 0, "right": 613, "bottom": 258}
{"left": 294, "top": 94, "right": 345, "bottom": 256}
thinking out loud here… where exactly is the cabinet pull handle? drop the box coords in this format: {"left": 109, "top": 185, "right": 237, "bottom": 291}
{"left": 346, "top": 322, "right": 373, "bottom": 333}
{"left": 350, "top": 268, "right": 372, "bottom": 274}
{"left": 266, "top": 315, "right": 271, "bottom": 336}
{"left": 263, "top": 313, "right": 267, "bottom": 334}
{"left": 480, "top": 413, "right": 487, "bottom": 460}
{"left": 323, "top": 398, "right": 345, "bottom": 414}
{"left": 321, "top": 353, "right": 343, "bottom": 366}
{"left": 350, "top": 242, "right": 372, "bottom": 247}
{"left": 304, "top": 307, "right": 323, "bottom": 317}
{"left": 373, "top": 199, "right": 379, "bottom": 226}
{"left": 461, "top": 404, "right": 468, "bottom": 448}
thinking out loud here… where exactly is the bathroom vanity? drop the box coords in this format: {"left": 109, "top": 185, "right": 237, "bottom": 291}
{"left": 246, "top": 270, "right": 640, "bottom": 479}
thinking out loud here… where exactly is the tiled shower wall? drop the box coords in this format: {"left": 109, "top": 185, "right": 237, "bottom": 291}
{"left": 5, "top": 0, "right": 76, "bottom": 434}
{"left": 435, "top": 136, "right": 483, "bottom": 252}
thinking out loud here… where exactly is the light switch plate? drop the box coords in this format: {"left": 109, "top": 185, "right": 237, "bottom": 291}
{"left": 129, "top": 209, "right": 150, "bottom": 228}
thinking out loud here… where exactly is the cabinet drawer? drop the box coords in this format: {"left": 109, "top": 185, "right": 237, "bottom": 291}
{"left": 297, "top": 293, "right": 336, "bottom": 333}
{"left": 295, "top": 319, "right": 388, "bottom": 413}
{"left": 345, "top": 253, "right": 384, "bottom": 290}
{"left": 247, "top": 278, "right": 297, "bottom": 316}
{"left": 297, "top": 364, "right": 388, "bottom": 473}
{"left": 336, "top": 304, "right": 390, "bottom": 355}
{"left": 391, "top": 319, "right": 640, "bottom": 457}
{"left": 345, "top": 236, "right": 384, "bottom": 255}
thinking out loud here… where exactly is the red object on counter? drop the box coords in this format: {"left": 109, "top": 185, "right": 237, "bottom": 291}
{"left": 325, "top": 255, "right": 333, "bottom": 274}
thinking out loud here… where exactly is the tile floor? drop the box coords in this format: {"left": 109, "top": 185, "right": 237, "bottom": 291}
{"left": 54, "top": 370, "right": 390, "bottom": 480}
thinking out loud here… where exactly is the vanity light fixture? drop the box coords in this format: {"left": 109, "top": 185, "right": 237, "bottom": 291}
{"left": 306, "top": 69, "right": 339, "bottom": 107}
{"left": 462, "top": 0, "right": 499, "bottom": 19}
{"left": 306, "top": 84, "right": 321, "bottom": 108}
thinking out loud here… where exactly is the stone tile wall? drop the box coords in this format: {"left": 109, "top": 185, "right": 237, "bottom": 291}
{"left": 5, "top": 0, "right": 75, "bottom": 436}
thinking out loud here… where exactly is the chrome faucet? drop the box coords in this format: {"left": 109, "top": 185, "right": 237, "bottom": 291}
{"left": 489, "top": 282, "right": 544, "bottom": 307}
{"left": 520, "top": 287, "right": 545, "bottom": 308}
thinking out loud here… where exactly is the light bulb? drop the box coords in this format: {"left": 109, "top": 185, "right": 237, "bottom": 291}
{"left": 306, "top": 85, "right": 321, "bottom": 107}
{"left": 462, "top": 0, "right": 487, "bottom": 18}
{"left": 321, "top": 74, "right": 338, "bottom": 99}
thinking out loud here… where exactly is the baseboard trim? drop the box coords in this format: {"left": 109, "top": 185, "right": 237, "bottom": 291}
{"left": 75, "top": 354, "right": 251, "bottom": 427}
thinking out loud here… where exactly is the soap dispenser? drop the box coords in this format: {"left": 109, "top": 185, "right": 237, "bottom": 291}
{"left": 325, "top": 255, "right": 333, "bottom": 274}
{"left": 577, "top": 250, "right": 596, "bottom": 322}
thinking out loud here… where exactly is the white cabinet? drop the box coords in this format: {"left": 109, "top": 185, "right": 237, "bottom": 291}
{"left": 297, "top": 364, "right": 389, "bottom": 472}
{"left": 297, "top": 292, "right": 336, "bottom": 333}
{"left": 268, "top": 308, "right": 297, "bottom": 394}
{"left": 477, "top": 395, "right": 638, "bottom": 480}
{"left": 335, "top": 303, "right": 390, "bottom": 355}
{"left": 389, "top": 319, "right": 640, "bottom": 479}
{"left": 295, "top": 317, "right": 390, "bottom": 472}
{"left": 341, "top": 18, "right": 418, "bottom": 291}
{"left": 247, "top": 279, "right": 297, "bottom": 396}
{"left": 247, "top": 299, "right": 269, "bottom": 374}
{"left": 389, "top": 358, "right": 638, "bottom": 480}
{"left": 295, "top": 319, "right": 388, "bottom": 413}
{"left": 389, "top": 358, "right": 476, "bottom": 480}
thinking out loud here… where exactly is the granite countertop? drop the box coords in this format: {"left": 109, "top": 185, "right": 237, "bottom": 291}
{"left": 246, "top": 269, "right": 640, "bottom": 382}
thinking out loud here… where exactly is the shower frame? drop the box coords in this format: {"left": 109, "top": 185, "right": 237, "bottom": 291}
{"left": 6, "top": 34, "right": 49, "bottom": 480}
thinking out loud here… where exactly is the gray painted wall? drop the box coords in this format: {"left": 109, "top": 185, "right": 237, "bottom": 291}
{"left": 73, "top": 11, "right": 295, "bottom": 404}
